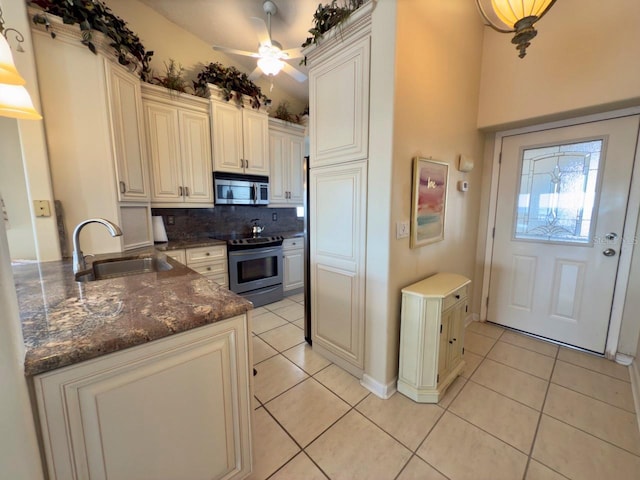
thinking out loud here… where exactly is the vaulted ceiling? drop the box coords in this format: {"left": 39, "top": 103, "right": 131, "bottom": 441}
{"left": 139, "top": 0, "right": 319, "bottom": 103}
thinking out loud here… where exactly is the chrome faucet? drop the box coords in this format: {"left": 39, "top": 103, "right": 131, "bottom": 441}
{"left": 72, "top": 218, "right": 123, "bottom": 274}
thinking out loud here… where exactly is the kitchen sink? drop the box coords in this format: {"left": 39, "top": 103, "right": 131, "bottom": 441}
{"left": 75, "top": 254, "right": 173, "bottom": 282}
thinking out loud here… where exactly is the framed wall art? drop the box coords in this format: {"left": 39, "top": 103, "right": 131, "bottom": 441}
{"left": 411, "top": 157, "right": 448, "bottom": 248}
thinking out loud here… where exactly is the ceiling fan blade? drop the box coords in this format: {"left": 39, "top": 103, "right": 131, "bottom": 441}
{"left": 212, "top": 45, "right": 260, "bottom": 58}
{"left": 248, "top": 66, "right": 263, "bottom": 82}
{"left": 281, "top": 62, "right": 308, "bottom": 82}
{"left": 279, "top": 47, "right": 304, "bottom": 59}
{"left": 249, "top": 17, "right": 272, "bottom": 47}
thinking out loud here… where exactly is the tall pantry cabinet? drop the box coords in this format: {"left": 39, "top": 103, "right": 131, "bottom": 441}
{"left": 30, "top": 13, "right": 152, "bottom": 256}
{"left": 306, "top": 3, "right": 373, "bottom": 377}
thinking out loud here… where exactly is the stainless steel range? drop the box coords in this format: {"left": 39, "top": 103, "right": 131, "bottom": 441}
{"left": 216, "top": 234, "right": 284, "bottom": 307}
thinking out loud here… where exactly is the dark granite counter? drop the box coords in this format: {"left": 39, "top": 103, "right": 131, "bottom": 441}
{"left": 14, "top": 248, "right": 252, "bottom": 376}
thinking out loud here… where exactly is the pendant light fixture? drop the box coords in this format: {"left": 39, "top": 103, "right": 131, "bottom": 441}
{"left": 0, "top": 7, "right": 41, "bottom": 120}
{"left": 476, "top": 0, "right": 557, "bottom": 58}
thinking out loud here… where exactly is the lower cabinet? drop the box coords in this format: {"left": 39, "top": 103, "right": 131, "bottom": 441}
{"left": 283, "top": 237, "right": 304, "bottom": 293}
{"left": 166, "top": 245, "right": 228, "bottom": 288}
{"left": 33, "top": 314, "right": 253, "bottom": 480}
{"left": 397, "top": 273, "right": 470, "bottom": 403}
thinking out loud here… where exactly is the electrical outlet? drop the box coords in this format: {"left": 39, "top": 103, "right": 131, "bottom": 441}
{"left": 33, "top": 200, "right": 51, "bottom": 217}
{"left": 166, "top": 215, "right": 175, "bottom": 225}
{"left": 272, "top": 212, "right": 278, "bottom": 221}
{"left": 396, "top": 221, "right": 410, "bottom": 239}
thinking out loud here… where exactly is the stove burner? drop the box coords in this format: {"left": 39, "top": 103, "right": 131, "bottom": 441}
{"left": 210, "top": 234, "right": 284, "bottom": 250}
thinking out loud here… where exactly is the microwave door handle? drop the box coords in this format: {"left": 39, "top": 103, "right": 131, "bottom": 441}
{"left": 252, "top": 183, "right": 258, "bottom": 203}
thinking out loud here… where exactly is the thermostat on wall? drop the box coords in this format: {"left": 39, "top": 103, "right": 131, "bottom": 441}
{"left": 457, "top": 180, "right": 469, "bottom": 192}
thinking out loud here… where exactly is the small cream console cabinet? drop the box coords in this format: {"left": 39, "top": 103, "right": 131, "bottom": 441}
{"left": 398, "top": 273, "right": 470, "bottom": 403}
{"left": 33, "top": 314, "right": 253, "bottom": 480}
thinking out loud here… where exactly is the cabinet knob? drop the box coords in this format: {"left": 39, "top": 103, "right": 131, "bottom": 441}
{"left": 205, "top": 252, "right": 210, "bottom": 256}
{"left": 455, "top": 294, "right": 461, "bottom": 299}
{"left": 452, "top": 338, "right": 457, "bottom": 342}
{"left": 206, "top": 267, "right": 211, "bottom": 271}
{"left": 449, "top": 340, "right": 453, "bottom": 344}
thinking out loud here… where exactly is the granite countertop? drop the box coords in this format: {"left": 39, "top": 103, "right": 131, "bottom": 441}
{"left": 14, "top": 247, "right": 252, "bottom": 376}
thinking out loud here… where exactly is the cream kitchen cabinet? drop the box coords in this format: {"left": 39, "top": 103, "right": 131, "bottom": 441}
{"left": 30, "top": 16, "right": 152, "bottom": 256}
{"left": 283, "top": 237, "right": 304, "bottom": 293}
{"left": 166, "top": 245, "right": 228, "bottom": 288}
{"left": 397, "top": 273, "right": 470, "bottom": 403}
{"left": 33, "top": 314, "right": 253, "bottom": 480}
{"left": 269, "top": 119, "right": 305, "bottom": 206}
{"left": 209, "top": 86, "right": 269, "bottom": 176}
{"left": 142, "top": 84, "right": 213, "bottom": 207}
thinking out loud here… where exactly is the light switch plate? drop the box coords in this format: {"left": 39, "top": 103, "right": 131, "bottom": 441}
{"left": 33, "top": 200, "right": 51, "bottom": 217}
{"left": 396, "top": 221, "right": 410, "bottom": 239}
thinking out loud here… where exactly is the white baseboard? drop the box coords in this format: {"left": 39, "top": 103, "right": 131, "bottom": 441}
{"left": 615, "top": 353, "right": 634, "bottom": 366}
{"left": 630, "top": 360, "right": 640, "bottom": 434}
{"left": 360, "top": 374, "right": 396, "bottom": 399}
{"left": 465, "top": 313, "right": 479, "bottom": 327}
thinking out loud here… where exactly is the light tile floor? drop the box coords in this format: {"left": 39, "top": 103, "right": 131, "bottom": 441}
{"left": 249, "top": 298, "right": 640, "bottom": 480}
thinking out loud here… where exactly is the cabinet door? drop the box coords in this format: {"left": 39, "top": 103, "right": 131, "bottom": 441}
{"left": 211, "top": 101, "right": 244, "bottom": 173}
{"left": 242, "top": 109, "right": 269, "bottom": 175}
{"left": 145, "top": 102, "right": 183, "bottom": 202}
{"left": 310, "top": 161, "right": 367, "bottom": 374}
{"left": 288, "top": 134, "right": 305, "bottom": 204}
{"left": 34, "top": 316, "right": 252, "bottom": 480}
{"left": 269, "top": 130, "right": 288, "bottom": 203}
{"left": 438, "top": 309, "right": 453, "bottom": 384}
{"left": 447, "top": 302, "right": 465, "bottom": 370}
{"left": 309, "top": 36, "right": 370, "bottom": 167}
{"left": 180, "top": 110, "right": 213, "bottom": 203}
{"left": 284, "top": 247, "right": 304, "bottom": 291}
{"left": 106, "top": 64, "right": 149, "bottom": 202}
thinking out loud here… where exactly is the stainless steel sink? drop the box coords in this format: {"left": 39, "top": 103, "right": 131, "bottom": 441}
{"left": 75, "top": 254, "right": 173, "bottom": 282}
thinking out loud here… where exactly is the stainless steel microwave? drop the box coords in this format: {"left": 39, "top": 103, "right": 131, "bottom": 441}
{"left": 213, "top": 172, "right": 269, "bottom": 205}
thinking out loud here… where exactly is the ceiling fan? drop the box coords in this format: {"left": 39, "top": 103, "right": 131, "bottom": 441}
{"left": 212, "top": 0, "right": 307, "bottom": 83}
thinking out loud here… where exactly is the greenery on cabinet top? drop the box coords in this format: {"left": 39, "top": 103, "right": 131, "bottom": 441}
{"left": 301, "top": 0, "right": 366, "bottom": 50}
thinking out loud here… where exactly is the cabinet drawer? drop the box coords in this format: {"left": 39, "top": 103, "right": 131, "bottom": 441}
{"left": 165, "top": 249, "right": 186, "bottom": 265}
{"left": 283, "top": 237, "right": 303, "bottom": 250}
{"left": 186, "top": 245, "right": 227, "bottom": 264}
{"left": 189, "top": 261, "right": 227, "bottom": 276}
{"left": 442, "top": 284, "right": 468, "bottom": 311}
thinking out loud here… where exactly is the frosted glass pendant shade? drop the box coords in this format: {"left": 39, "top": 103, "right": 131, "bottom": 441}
{"left": 490, "top": 0, "right": 555, "bottom": 28}
{"left": 0, "top": 34, "right": 25, "bottom": 85}
{"left": 0, "top": 84, "right": 42, "bottom": 120}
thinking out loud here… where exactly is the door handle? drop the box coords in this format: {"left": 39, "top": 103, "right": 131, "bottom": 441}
{"left": 603, "top": 248, "right": 617, "bottom": 257}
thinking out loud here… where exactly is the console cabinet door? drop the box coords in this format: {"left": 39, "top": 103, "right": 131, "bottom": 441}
{"left": 34, "top": 316, "right": 252, "bottom": 480}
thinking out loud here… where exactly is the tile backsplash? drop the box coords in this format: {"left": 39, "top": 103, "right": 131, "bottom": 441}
{"left": 152, "top": 206, "right": 303, "bottom": 241}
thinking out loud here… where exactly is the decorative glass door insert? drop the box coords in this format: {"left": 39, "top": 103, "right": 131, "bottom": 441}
{"left": 514, "top": 139, "right": 605, "bottom": 244}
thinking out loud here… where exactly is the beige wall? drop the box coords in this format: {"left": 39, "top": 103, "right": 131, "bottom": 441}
{"left": 364, "top": 0, "right": 485, "bottom": 386}
{"left": 104, "top": 0, "right": 306, "bottom": 114}
{"left": 478, "top": 0, "right": 640, "bottom": 129}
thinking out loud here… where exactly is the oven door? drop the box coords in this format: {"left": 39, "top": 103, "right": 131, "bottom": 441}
{"left": 228, "top": 246, "right": 283, "bottom": 294}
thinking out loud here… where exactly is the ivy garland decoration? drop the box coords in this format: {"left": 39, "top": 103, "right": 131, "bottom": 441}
{"left": 301, "top": 0, "right": 366, "bottom": 51}
{"left": 193, "top": 62, "right": 270, "bottom": 110}
{"left": 29, "top": 0, "right": 154, "bottom": 82}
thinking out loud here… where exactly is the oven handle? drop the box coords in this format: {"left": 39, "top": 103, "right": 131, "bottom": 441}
{"left": 229, "top": 246, "right": 283, "bottom": 257}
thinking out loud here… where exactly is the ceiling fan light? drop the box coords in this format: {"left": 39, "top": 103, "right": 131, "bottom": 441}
{"left": 0, "top": 34, "right": 26, "bottom": 85}
{"left": 257, "top": 56, "right": 284, "bottom": 76}
{"left": 0, "top": 83, "right": 42, "bottom": 120}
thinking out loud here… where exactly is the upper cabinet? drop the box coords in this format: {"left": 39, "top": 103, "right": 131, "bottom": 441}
{"left": 309, "top": 35, "right": 370, "bottom": 168}
{"left": 141, "top": 84, "right": 213, "bottom": 207}
{"left": 106, "top": 66, "right": 150, "bottom": 202}
{"left": 209, "top": 86, "right": 269, "bottom": 176}
{"left": 268, "top": 118, "right": 305, "bottom": 206}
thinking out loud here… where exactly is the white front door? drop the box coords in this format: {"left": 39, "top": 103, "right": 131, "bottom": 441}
{"left": 488, "top": 115, "right": 640, "bottom": 353}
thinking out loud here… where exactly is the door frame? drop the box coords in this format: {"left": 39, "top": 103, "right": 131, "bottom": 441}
{"left": 481, "top": 107, "right": 640, "bottom": 360}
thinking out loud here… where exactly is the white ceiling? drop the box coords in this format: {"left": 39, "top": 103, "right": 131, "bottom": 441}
{"left": 139, "top": 0, "right": 319, "bottom": 103}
